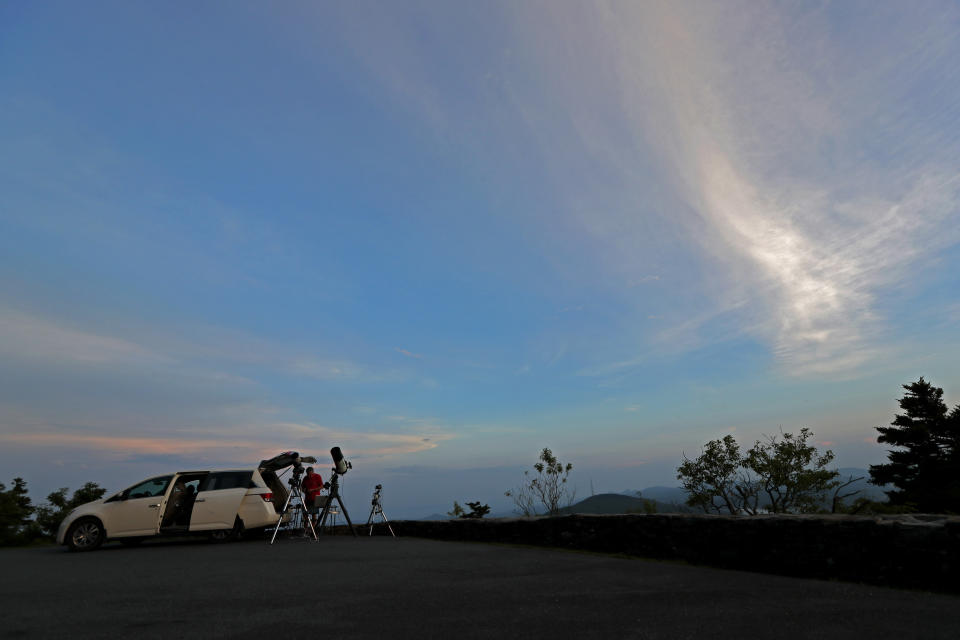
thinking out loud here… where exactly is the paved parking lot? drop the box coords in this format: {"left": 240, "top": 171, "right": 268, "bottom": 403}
{"left": 3, "top": 536, "right": 959, "bottom": 639}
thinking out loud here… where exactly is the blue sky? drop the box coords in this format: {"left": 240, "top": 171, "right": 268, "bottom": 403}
{"left": 2, "top": 1, "right": 959, "bottom": 517}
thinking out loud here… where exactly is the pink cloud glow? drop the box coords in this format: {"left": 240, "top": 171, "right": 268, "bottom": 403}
{"left": 0, "top": 427, "right": 449, "bottom": 460}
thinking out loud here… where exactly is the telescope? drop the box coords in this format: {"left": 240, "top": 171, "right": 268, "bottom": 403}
{"left": 258, "top": 451, "right": 318, "bottom": 489}
{"left": 259, "top": 451, "right": 317, "bottom": 472}
{"left": 317, "top": 446, "right": 357, "bottom": 536}
{"left": 260, "top": 451, "right": 319, "bottom": 545}
{"left": 331, "top": 446, "right": 352, "bottom": 475}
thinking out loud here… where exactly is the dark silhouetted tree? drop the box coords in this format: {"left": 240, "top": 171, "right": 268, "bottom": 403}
{"left": 505, "top": 447, "right": 575, "bottom": 516}
{"left": 462, "top": 502, "right": 490, "bottom": 519}
{"left": 869, "top": 378, "right": 960, "bottom": 512}
{"left": 34, "top": 482, "right": 106, "bottom": 538}
{"left": 831, "top": 474, "right": 866, "bottom": 514}
{"left": 745, "top": 428, "right": 839, "bottom": 513}
{"left": 678, "top": 429, "right": 840, "bottom": 514}
{"left": 677, "top": 435, "right": 749, "bottom": 514}
{"left": 447, "top": 501, "right": 465, "bottom": 518}
{"left": 0, "top": 478, "right": 36, "bottom": 545}
{"left": 448, "top": 500, "right": 492, "bottom": 519}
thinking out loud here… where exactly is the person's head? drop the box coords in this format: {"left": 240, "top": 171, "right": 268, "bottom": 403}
{"left": 306, "top": 467, "right": 314, "bottom": 475}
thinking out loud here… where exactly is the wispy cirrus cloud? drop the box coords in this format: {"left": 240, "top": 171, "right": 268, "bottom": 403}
{"left": 0, "top": 306, "right": 408, "bottom": 385}
{"left": 286, "top": 357, "right": 403, "bottom": 382}
{"left": 620, "top": 2, "right": 960, "bottom": 375}
{"left": 324, "top": 2, "right": 960, "bottom": 379}
{"left": 504, "top": 1, "right": 960, "bottom": 377}
{"left": 394, "top": 347, "right": 423, "bottom": 359}
{"left": 0, "top": 308, "right": 172, "bottom": 367}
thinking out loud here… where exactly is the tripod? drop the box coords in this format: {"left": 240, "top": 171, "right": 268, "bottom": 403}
{"left": 269, "top": 474, "right": 318, "bottom": 545}
{"left": 316, "top": 470, "right": 357, "bottom": 536}
{"left": 366, "top": 485, "right": 396, "bottom": 537}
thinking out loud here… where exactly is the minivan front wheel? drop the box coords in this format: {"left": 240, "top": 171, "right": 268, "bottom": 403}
{"left": 67, "top": 518, "right": 105, "bottom": 552}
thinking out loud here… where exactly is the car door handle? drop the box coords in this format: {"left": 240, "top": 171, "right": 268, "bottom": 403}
{"left": 148, "top": 504, "right": 160, "bottom": 509}
{"left": 194, "top": 498, "right": 206, "bottom": 503}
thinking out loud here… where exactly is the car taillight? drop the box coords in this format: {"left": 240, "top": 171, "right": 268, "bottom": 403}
{"left": 260, "top": 493, "right": 273, "bottom": 502}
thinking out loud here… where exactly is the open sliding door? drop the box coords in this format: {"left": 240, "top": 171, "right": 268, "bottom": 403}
{"left": 190, "top": 471, "right": 252, "bottom": 531}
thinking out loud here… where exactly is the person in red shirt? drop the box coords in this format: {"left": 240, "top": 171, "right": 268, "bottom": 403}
{"left": 300, "top": 467, "right": 325, "bottom": 530}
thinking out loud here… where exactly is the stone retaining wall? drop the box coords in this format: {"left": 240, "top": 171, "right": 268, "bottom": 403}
{"left": 378, "top": 513, "right": 960, "bottom": 592}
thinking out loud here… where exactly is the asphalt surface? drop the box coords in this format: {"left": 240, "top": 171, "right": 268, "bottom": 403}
{"left": 3, "top": 535, "right": 959, "bottom": 640}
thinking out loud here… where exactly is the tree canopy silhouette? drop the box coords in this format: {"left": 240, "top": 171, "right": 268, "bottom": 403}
{"left": 869, "top": 377, "right": 960, "bottom": 513}
{"left": 34, "top": 482, "right": 107, "bottom": 538}
{"left": 0, "top": 478, "right": 35, "bottom": 545}
{"left": 505, "top": 447, "right": 575, "bottom": 516}
{"left": 678, "top": 429, "right": 840, "bottom": 514}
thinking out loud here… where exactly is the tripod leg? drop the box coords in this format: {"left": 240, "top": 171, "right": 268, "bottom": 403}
{"left": 296, "top": 487, "right": 319, "bottom": 541}
{"left": 304, "top": 506, "right": 318, "bottom": 541}
{"left": 316, "top": 496, "right": 333, "bottom": 536}
{"left": 269, "top": 487, "right": 297, "bottom": 545}
{"left": 291, "top": 498, "right": 303, "bottom": 532}
{"left": 379, "top": 509, "right": 396, "bottom": 538}
{"left": 336, "top": 494, "right": 357, "bottom": 536}
{"left": 367, "top": 504, "right": 377, "bottom": 535}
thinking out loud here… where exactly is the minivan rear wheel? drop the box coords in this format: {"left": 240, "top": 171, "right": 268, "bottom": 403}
{"left": 210, "top": 516, "right": 243, "bottom": 543}
{"left": 67, "top": 518, "right": 105, "bottom": 552}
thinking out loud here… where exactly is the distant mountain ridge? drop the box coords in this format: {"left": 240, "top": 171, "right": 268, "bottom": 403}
{"left": 624, "top": 486, "right": 688, "bottom": 505}
{"left": 561, "top": 493, "right": 695, "bottom": 515}
{"left": 417, "top": 468, "right": 888, "bottom": 519}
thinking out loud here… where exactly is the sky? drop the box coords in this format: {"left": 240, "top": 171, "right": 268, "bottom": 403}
{"left": 1, "top": 1, "right": 959, "bottom": 518}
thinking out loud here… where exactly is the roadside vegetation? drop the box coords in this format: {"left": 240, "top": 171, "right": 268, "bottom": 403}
{"left": 675, "top": 377, "right": 960, "bottom": 515}
{"left": 676, "top": 428, "right": 847, "bottom": 514}
{"left": 505, "top": 447, "right": 575, "bottom": 516}
{"left": 1, "top": 480, "right": 105, "bottom": 546}
{"left": 447, "top": 501, "right": 491, "bottom": 519}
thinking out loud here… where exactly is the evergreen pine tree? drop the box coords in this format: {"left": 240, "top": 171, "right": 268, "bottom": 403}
{"left": 0, "top": 477, "right": 36, "bottom": 545}
{"left": 869, "top": 378, "right": 960, "bottom": 512}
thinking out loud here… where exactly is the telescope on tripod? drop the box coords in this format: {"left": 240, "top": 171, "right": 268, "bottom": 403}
{"left": 316, "top": 446, "right": 357, "bottom": 536}
{"left": 261, "top": 451, "right": 320, "bottom": 545}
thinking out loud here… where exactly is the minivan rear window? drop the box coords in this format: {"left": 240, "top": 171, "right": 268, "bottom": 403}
{"left": 199, "top": 471, "right": 254, "bottom": 491}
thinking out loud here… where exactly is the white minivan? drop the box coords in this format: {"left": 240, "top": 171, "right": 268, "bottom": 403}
{"left": 57, "top": 467, "right": 288, "bottom": 551}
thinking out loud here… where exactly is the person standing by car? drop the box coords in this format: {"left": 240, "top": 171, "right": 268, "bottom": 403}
{"left": 301, "top": 467, "right": 325, "bottom": 530}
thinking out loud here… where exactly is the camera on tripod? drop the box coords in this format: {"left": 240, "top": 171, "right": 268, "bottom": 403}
{"left": 366, "top": 483, "right": 395, "bottom": 537}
